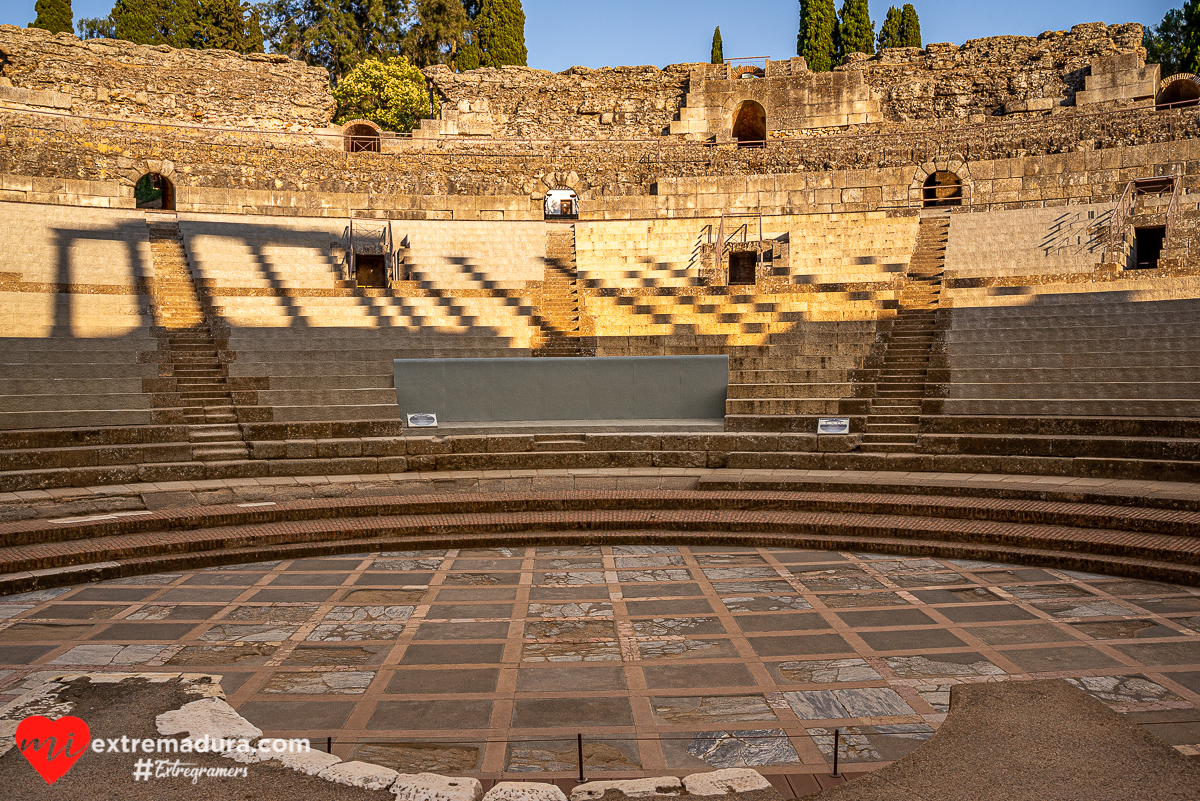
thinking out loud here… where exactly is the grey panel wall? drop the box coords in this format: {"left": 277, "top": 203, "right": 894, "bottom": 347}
{"left": 395, "top": 356, "right": 729, "bottom": 422}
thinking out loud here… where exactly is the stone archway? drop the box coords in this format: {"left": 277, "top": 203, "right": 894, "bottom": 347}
{"left": 135, "top": 172, "right": 175, "bottom": 210}
{"left": 343, "top": 119, "right": 382, "bottom": 153}
{"left": 732, "top": 100, "right": 766, "bottom": 147}
{"left": 910, "top": 159, "right": 971, "bottom": 209}
{"left": 923, "top": 171, "right": 963, "bottom": 208}
{"left": 1157, "top": 74, "right": 1200, "bottom": 110}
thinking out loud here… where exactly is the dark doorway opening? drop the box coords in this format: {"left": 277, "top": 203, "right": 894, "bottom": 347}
{"left": 729, "top": 251, "right": 757, "bottom": 285}
{"left": 136, "top": 173, "right": 175, "bottom": 210}
{"left": 732, "top": 100, "right": 766, "bottom": 147}
{"left": 1157, "top": 78, "right": 1200, "bottom": 110}
{"left": 923, "top": 172, "right": 963, "bottom": 208}
{"left": 355, "top": 254, "right": 387, "bottom": 287}
{"left": 344, "top": 123, "right": 381, "bottom": 153}
{"left": 1133, "top": 227, "right": 1165, "bottom": 269}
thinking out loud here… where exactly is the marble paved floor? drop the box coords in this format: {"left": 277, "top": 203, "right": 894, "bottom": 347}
{"left": 1, "top": 545, "right": 1199, "bottom": 776}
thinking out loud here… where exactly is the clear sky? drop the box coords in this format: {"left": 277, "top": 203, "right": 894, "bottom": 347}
{"left": 0, "top": 1, "right": 1181, "bottom": 72}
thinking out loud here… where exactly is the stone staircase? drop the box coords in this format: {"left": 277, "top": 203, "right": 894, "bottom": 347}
{"left": 534, "top": 224, "right": 590, "bottom": 357}
{"left": 147, "top": 218, "right": 249, "bottom": 461}
{"left": 860, "top": 215, "right": 948, "bottom": 453}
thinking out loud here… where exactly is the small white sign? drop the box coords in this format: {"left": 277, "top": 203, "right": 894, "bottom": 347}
{"left": 818, "top": 417, "right": 850, "bottom": 435}
{"left": 406, "top": 413, "right": 438, "bottom": 428}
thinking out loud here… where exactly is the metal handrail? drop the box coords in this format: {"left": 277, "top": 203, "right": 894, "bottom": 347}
{"left": 1165, "top": 175, "right": 1182, "bottom": 249}
{"left": 1106, "top": 181, "right": 1135, "bottom": 262}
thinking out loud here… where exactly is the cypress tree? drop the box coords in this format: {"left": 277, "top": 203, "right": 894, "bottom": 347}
{"left": 899, "top": 3, "right": 921, "bottom": 48}
{"left": 711, "top": 26, "right": 723, "bottom": 64}
{"left": 475, "top": 0, "right": 527, "bottom": 67}
{"left": 1183, "top": 0, "right": 1200, "bottom": 75}
{"left": 838, "top": 0, "right": 874, "bottom": 56}
{"left": 877, "top": 6, "right": 902, "bottom": 50}
{"left": 31, "top": 0, "right": 73, "bottom": 34}
{"left": 798, "top": 0, "right": 837, "bottom": 72}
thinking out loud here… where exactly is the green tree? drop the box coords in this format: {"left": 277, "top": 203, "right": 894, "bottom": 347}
{"left": 838, "top": 0, "right": 873, "bottom": 56}
{"left": 111, "top": 0, "right": 186, "bottom": 46}
{"left": 711, "top": 26, "right": 723, "bottom": 64}
{"left": 1145, "top": 8, "right": 1187, "bottom": 75}
{"left": 1180, "top": 1, "right": 1200, "bottom": 75}
{"left": 798, "top": 0, "right": 837, "bottom": 71}
{"left": 333, "top": 56, "right": 431, "bottom": 131}
{"left": 473, "top": 0, "right": 526, "bottom": 66}
{"left": 877, "top": 5, "right": 902, "bottom": 50}
{"left": 31, "top": 0, "right": 73, "bottom": 34}
{"left": 899, "top": 3, "right": 921, "bottom": 48}
{"left": 405, "top": 0, "right": 470, "bottom": 68}
{"left": 77, "top": 15, "right": 116, "bottom": 38}
{"left": 263, "top": 0, "right": 410, "bottom": 83}
{"left": 189, "top": 0, "right": 264, "bottom": 52}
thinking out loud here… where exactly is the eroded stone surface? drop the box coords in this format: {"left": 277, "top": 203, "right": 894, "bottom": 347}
{"left": 684, "top": 730, "right": 800, "bottom": 768}
{"left": 571, "top": 776, "right": 683, "bottom": 801}
{"left": 319, "top": 759, "right": 401, "bottom": 790}
{"left": 484, "top": 781, "right": 569, "bottom": 801}
{"left": 524, "top": 619, "right": 618, "bottom": 640}
{"left": 200, "top": 624, "right": 299, "bottom": 642}
{"left": 775, "top": 658, "right": 881, "bottom": 683}
{"left": 528, "top": 602, "right": 613, "bottom": 618}
{"left": 721, "top": 596, "right": 811, "bottom": 613}
{"left": 325, "top": 605, "right": 415, "bottom": 623}
{"left": 355, "top": 743, "right": 481, "bottom": 773}
{"left": 51, "top": 644, "right": 164, "bottom": 665}
{"left": 156, "top": 697, "right": 262, "bottom": 747}
{"left": 1066, "top": 675, "right": 1183, "bottom": 705}
{"left": 261, "top": 670, "right": 375, "bottom": 694}
{"left": 883, "top": 655, "right": 1005, "bottom": 678}
{"left": 391, "top": 772, "right": 483, "bottom": 801}
{"left": 522, "top": 642, "right": 622, "bottom": 662}
{"left": 308, "top": 623, "right": 407, "bottom": 641}
{"left": 682, "top": 767, "right": 773, "bottom": 795}
{"left": 650, "top": 696, "right": 777, "bottom": 725}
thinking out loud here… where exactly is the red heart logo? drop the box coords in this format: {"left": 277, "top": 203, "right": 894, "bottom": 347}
{"left": 15, "top": 715, "right": 90, "bottom": 785}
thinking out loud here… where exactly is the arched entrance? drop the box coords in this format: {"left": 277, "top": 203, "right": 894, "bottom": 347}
{"left": 923, "top": 171, "right": 963, "bottom": 208}
{"left": 1157, "top": 74, "right": 1200, "bottom": 110}
{"left": 343, "top": 120, "right": 381, "bottom": 153}
{"left": 135, "top": 173, "right": 175, "bottom": 210}
{"left": 544, "top": 188, "right": 579, "bottom": 220}
{"left": 732, "top": 100, "right": 766, "bottom": 147}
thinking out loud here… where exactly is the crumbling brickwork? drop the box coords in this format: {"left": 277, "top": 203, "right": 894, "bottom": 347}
{"left": 0, "top": 25, "right": 335, "bottom": 130}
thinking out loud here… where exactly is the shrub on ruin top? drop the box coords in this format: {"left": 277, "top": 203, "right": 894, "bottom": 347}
{"left": 333, "top": 56, "right": 433, "bottom": 133}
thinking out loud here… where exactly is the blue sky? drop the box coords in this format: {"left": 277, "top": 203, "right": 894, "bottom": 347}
{"left": 0, "top": 1, "right": 1181, "bottom": 72}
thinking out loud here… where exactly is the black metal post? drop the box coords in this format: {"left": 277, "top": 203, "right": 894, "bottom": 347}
{"left": 577, "top": 732, "right": 586, "bottom": 783}
{"left": 327, "top": 736, "right": 332, "bottom": 754}
{"left": 831, "top": 729, "right": 841, "bottom": 778}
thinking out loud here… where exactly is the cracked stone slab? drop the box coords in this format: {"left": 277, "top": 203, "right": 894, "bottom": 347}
{"left": 167, "top": 644, "right": 277, "bottom": 665}
{"left": 50, "top": 644, "right": 165, "bottom": 665}
{"left": 1032, "top": 600, "right": 1134, "bottom": 618}
{"left": 1066, "top": 675, "right": 1184, "bottom": 705}
{"left": 617, "top": 569, "right": 693, "bottom": 582}
{"left": 374, "top": 558, "right": 445, "bottom": 571}
{"left": 537, "top": 572, "right": 606, "bottom": 586}
{"left": 525, "top": 619, "right": 618, "bottom": 640}
{"left": 308, "top": 623, "right": 408, "bottom": 641}
{"left": 784, "top": 687, "right": 915, "bottom": 719}
{"left": 224, "top": 605, "right": 318, "bottom": 623}
{"left": 650, "top": 696, "right": 778, "bottom": 725}
{"left": 522, "top": 641, "right": 622, "bottom": 662}
{"left": 682, "top": 768, "right": 773, "bottom": 795}
{"left": 319, "top": 759, "right": 401, "bottom": 790}
{"left": 631, "top": 618, "right": 724, "bottom": 637}
{"left": 484, "top": 781, "right": 569, "bottom": 801}
{"left": 528, "top": 602, "right": 613, "bottom": 618}
{"left": 571, "top": 776, "right": 683, "bottom": 801}
{"left": 506, "top": 740, "right": 641, "bottom": 772}
{"left": 261, "top": 670, "right": 375, "bottom": 694}
{"left": 791, "top": 569, "right": 885, "bottom": 591}
{"left": 721, "top": 596, "right": 812, "bottom": 613}
{"left": 701, "top": 567, "right": 780, "bottom": 581}
{"left": 325, "top": 605, "right": 415, "bottom": 623}
{"left": 200, "top": 624, "right": 300, "bottom": 642}
{"left": 775, "top": 658, "right": 882, "bottom": 683}
{"left": 614, "top": 556, "right": 685, "bottom": 568}
{"left": 612, "top": 546, "right": 678, "bottom": 555}
{"left": 392, "top": 772, "right": 484, "bottom": 801}
{"left": 883, "top": 654, "right": 1006, "bottom": 678}
{"left": 156, "top": 696, "right": 262, "bottom": 748}
{"left": 638, "top": 639, "right": 733, "bottom": 660}
{"left": 684, "top": 730, "right": 800, "bottom": 768}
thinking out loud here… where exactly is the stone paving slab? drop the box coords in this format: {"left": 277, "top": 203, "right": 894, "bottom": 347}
{"left": 0, "top": 545, "right": 1198, "bottom": 781}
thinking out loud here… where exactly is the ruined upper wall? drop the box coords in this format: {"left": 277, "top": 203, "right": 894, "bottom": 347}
{"left": 422, "top": 63, "right": 689, "bottom": 139}
{"left": 846, "top": 22, "right": 1148, "bottom": 121}
{"left": 0, "top": 25, "right": 335, "bottom": 130}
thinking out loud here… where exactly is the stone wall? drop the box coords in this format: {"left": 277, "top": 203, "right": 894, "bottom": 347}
{"left": 422, "top": 63, "right": 689, "bottom": 139}
{"left": 424, "top": 22, "right": 1149, "bottom": 142}
{"left": 0, "top": 25, "right": 334, "bottom": 130}
{"left": 845, "top": 22, "right": 1148, "bottom": 122}
{"left": 0, "top": 100, "right": 1196, "bottom": 220}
